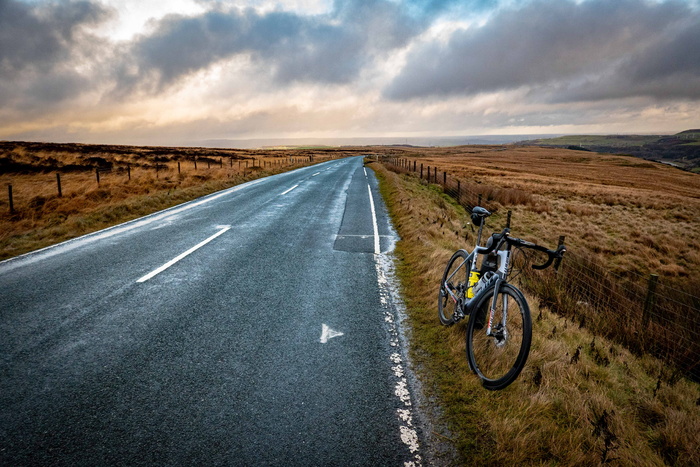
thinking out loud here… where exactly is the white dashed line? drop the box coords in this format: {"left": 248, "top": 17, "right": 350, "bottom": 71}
{"left": 281, "top": 184, "right": 299, "bottom": 195}
{"left": 137, "top": 225, "right": 231, "bottom": 283}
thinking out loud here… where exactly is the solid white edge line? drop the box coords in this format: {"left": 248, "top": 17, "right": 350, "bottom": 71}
{"left": 367, "top": 184, "right": 380, "bottom": 255}
{"left": 281, "top": 184, "right": 299, "bottom": 196}
{"left": 136, "top": 226, "right": 231, "bottom": 283}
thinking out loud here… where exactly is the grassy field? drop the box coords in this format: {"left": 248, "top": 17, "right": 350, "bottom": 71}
{"left": 380, "top": 145, "right": 700, "bottom": 286}
{"left": 370, "top": 161, "right": 699, "bottom": 465}
{"left": 525, "top": 130, "right": 700, "bottom": 172}
{"left": 526, "top": 134, "right": 663, "bottom": 148}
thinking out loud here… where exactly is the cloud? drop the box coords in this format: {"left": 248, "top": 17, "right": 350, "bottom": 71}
{"left": 0, "top": 0, "right": 112, "bottom": 110}
{"left": 384, "top": 0, "right": 700, "bottom": 103}
{"left": 114, "top": 0, "right": 423, "bottom": 95}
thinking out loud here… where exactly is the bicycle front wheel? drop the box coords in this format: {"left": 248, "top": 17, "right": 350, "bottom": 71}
{"left": 438, "top": 250, "right": 469, "bottom": 325}
{"left": 466, "top": 283, "right": 531, "bottom": 390}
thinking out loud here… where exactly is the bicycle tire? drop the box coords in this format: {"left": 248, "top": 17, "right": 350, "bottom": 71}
{"left": 466, "top": 283, "right": 531, "bottom": 390}
{"left": 438, "top": 250, "right": 469, "bottom": 325}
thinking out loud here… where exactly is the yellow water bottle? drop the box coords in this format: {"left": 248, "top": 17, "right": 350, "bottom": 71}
{"left": 467, "top": 271, "right": 480, "bottom": 299}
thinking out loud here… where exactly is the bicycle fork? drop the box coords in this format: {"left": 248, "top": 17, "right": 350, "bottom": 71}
{"left": 485, "top": 278, "right": 508, "bottom": 347}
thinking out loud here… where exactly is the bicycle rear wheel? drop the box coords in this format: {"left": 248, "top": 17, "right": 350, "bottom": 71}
{"left": 438, "top": 250, "right": 469, "bottom": 325}
{"left": 466, "top": 283, "right": 531, "bottom": 390}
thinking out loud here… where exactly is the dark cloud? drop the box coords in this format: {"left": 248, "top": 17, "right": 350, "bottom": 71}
{"left": 116, "top": 0, "right": 423, "bottom": 94}
{"left": 566, "top": 18, "right": 700, "bottom": 101}
{"left": 384, "top": 0, "right": 700, "bottom": 102}
{"left": 0, "top": 0, "right": 110, "bottom": 75}
{"left": 0, "top": 0, "right": 111, "bottom": 108}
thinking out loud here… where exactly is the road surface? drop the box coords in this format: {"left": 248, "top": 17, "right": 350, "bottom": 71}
{"left": 0, "top": 157, "right": 427, "bottom": 466}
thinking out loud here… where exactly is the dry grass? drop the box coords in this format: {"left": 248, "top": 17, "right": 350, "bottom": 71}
{"left": 386, "top": 145, "right": 700, "bottom": 284}
{"left": 371, "top": 162, "right": 700, "bottom": 466}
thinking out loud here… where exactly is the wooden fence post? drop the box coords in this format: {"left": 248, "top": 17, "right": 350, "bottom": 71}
{"left": 506, "top": 210, "right": 512, "bottom": 229}
{"left": 127, "top": 165, "right": 131, "bottom": 180}
{"left": 643, "top": 274, "right": 659, "bottom": 324}
{"left": 56, "top": 173, "right": 62, "bottom": 197}
{"left": 554, "top": 235, "right": 565, "bottom": 272}
{"left": 178, "top": 162, "right": 181, "bottom": 174}
{"left": 457, "top": 180, "right": 461, "bottom": 202}
{"left": 194, "top": 158, "right": 198, "bottom": 170}
{"left": 443, "top": 171, "right": 446, "bottom": 186}
{"left": 420, "top": 164, "right": 423, "bottom": 178}
{"left": 96, "top": 168, "right": 100, "bottom": 185}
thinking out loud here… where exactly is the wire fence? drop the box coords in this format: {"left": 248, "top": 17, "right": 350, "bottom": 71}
{"left": 380, "top": 156, "right": 700, "bottom": 380}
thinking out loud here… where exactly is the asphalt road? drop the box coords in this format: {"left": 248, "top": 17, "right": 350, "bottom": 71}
{"left": 0, "top": 157, "right": 426, "bottom": 466}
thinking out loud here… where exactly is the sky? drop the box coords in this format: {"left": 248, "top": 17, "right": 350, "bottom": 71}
{"left": 1, "top": 0, "right": 699, "bottom": 146}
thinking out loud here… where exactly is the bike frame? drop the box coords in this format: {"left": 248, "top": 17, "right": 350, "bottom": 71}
{"left": 443, "top": 241, "right": 512, "bottom": 330}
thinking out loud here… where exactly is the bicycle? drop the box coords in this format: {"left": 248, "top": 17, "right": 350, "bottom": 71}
{"left": 438, "top": 206, "right": 566, "bottom": 390}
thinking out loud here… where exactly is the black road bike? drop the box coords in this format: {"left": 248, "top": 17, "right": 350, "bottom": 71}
{"left": 438, "top": 207, "right": 566, "bottom": 390}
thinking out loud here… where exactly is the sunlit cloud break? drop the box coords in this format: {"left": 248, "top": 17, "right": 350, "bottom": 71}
{"left": 1, "top": 0, "right": 699, "bottom": 146}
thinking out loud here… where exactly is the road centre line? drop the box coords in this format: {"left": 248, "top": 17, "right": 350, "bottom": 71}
{"left": 367, "top": 184, "right": 380, "bottom": 255}
{"left": 312, "top": 172, "right": 321, "bottom": 176}
{"left": 136, "top": 225, "right": 231, "bottom": 283}
{"left": 280, "top": 184, "right": 299, "bottom": 196}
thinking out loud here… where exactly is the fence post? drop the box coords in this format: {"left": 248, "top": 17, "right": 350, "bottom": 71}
{"left": 457, "top": 180, "right": 461, "bottom": 202}
{"left": 8, "top": 184, "right": 13, "bottom": 213}
{"left": 56, "top": 173, "right": 62, "bottom": 197}
{"left": 643, "top": 274, "right": 659, "bottom": 324}
{"left": 194, "top": 158, "right": 198, "bottom": 170}
{"left": 443, "top": 171, "right": 446, "bottom": 186}
{"left": 178, "top": 162, "right": 181, "bottom": 174}
{"left": 127, "top": 165, "right": 131, "bottom": 180}
{"left": 420, "top": 164, "right": 423, "bottom": 178}
{"left": 553, "top": 235, "right": 565, "bottom": 272}
{"left": 506, "top": 210, "right": 512, "bottom": 229}
{"left": 96, "top": 168, "right": 100, "bottom": 185}
{"left": 427, "top": 166, "right": 431, "bottom": 181}
{"left": 413, "top": 161, "right": 416, "bottom": 172}
{"left": 478, "top": 193, "right": 482, "bottom": 206}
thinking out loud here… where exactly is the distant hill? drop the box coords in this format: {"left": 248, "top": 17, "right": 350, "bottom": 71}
{"left": 521, "top": 130, "right": 700, "bottom": 172}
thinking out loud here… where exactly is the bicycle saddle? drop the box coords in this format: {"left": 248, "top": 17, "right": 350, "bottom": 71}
{"left": 472, "top": 206, "right": 491, "bottom": 217}
{"left": 470, "top": 206, "right": 491, "bottom": 226}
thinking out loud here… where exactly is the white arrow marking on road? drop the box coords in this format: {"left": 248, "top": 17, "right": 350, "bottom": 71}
{"left": 136, "top": 225, "right": 231, "bottom": 283}
{"left": 320, "top": 324, "right": 344, "bottom": 343}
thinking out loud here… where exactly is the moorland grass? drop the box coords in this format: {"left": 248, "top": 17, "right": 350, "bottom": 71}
{"left": 371, "top": 162, "right": 700, "bottom": 466}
